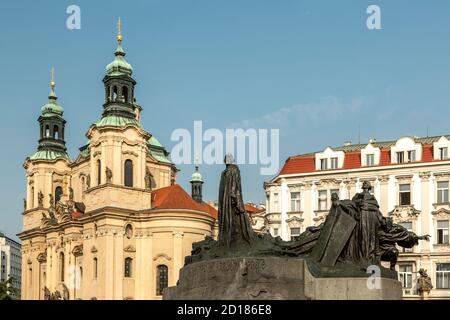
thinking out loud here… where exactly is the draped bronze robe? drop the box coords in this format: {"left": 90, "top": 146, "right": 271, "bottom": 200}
{"left": 218, "top": 164, "right": 254, "bottom": 247}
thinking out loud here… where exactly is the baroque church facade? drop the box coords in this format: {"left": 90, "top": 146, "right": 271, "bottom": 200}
{"left": 18, "top": 23, "right": 217, "bottom": 300}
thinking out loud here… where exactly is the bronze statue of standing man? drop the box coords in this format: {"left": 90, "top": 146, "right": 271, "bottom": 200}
{"left": 218, "top": 153, "right": 254, "bottom": 248}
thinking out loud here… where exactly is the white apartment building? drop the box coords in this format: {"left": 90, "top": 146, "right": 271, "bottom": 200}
{"left": 0, "top": 232, "right": 22, "bottom": 298}
{"left": 263, "top": 135, "right": 450, "bottom": 299}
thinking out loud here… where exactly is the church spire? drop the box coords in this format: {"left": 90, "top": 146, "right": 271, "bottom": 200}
{"left": 29, "top": 67, "right": 69, "bottom": 161}
{"left": 102, "top": 18, "right": 137, "bottom": 120}
{"left": 190, "top": 155, "right": 204, "bottom": 203}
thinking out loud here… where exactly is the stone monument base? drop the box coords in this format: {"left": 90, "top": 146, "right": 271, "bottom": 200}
{"left": 163, "top": 257, "right": 402, "bottom": 300}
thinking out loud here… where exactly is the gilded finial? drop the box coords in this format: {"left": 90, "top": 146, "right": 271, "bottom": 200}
{"left": 117, "top": 17, "right": 123, "bottom": 44}
{"left": 50, "top": 66, "right": 56, "bottom": 94}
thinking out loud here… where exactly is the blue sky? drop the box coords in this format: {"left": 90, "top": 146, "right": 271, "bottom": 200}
{"left": 2, "top": 0, "right": 450, "bottom": 240}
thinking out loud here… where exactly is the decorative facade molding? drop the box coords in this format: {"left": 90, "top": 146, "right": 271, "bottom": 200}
{"left": 72, "top": 245, "right": 83, "bottom": 256}
{"left": 124, "top": 245, "right": 136, "bottom": 253}
{"left": 389, "top": 205, "right": 421, "bottom": 222}
{"left": 153, "top": 253, "right": 171, "bottom": 261}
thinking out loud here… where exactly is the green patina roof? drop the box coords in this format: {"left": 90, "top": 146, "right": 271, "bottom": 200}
{"left": 147, "top": 136, "right": 172, "bottom": 164}
{"left": 106, "top": 44, "right": 133, "bottom": 76}
{"left": 29, "top": 150, "right": 70, "bottom": 162}
{"left": 190, "top": 167, "right": 203, "bottom": 182}
{"left": 94, "top": 115, "right": 142, "bottom": 128}
{"left": 41, "top": 92, "right": 64, "bottom": 116}
{"left": 148, "top": 136, "right": 163, "bottom": 147}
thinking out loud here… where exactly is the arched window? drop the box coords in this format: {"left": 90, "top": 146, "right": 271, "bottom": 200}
{"left": 124, "top": 160, "right": 133, "bottom": 187}
{"left": 97, "top": 160, "right": 101, "bottom": 185}
{"left": 59, "top": 252, "right": 65, "bottom": 282}
{"left": 122, "top": 86, "right": 128, "bottom": 103}
{"left": 31, "top": 186, "right": 34, "bottom": 208}
{"left": 106, "top": 86, "right": 111, "bottom": 101}
{"left": 53, "top": 125, "right": 59, "bottom": 139}
{"left": 156, "top": 265, "right": 168, "bottom": 296}
{"left": 45, "top": 125, "right": 50, "bottom": 138}
{"left": 124, "top": 257, "right": 133, "bottom": 278}
{"left": 55, "top": 186, "right": 63, "bottom": 204}
{"left": 93, "top": 258, "right": 98, "bottom": 279}
{"left": 113, "top": 86, "right": 118, "bottom": 101}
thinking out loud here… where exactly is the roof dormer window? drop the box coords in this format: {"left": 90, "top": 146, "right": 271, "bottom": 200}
{"left": 315, "top": 147, "right": 344, "bottom": 170}
{"left": 391, "top": 137, "right": 422, "bottom": 164}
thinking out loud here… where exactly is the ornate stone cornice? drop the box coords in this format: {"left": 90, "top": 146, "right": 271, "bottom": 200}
{"left": 419, "top": 172, "right": 432, "bottom": 180}
{"left": 389, "top": 205, "right": 421, "bottom": 222}
{"left": 72, "top": 245, "right": 83, "bottom": 257}
{"left": 378, "top": 175, "right": 389, "bottom": 183}
{"left": 124, "top": 245, "right": 136, "bottom": 253}
{"left": 431, "top": 207, "right": 450, "bottom": 219}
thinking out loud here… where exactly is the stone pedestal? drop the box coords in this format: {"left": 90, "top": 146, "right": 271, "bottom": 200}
{"left": 163, "top": 257, "right": 402, "bottom": 300}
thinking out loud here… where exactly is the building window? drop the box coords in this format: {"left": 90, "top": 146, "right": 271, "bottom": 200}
{"left": 97, "top": 159, "right": 101, "bottom": 185}
{"left": 399, "top": 222, "right": 413, "bottom": 252}
{"left": 59, "top": 252, "right": 65, "bottom": 282}
{"left": 330, "top": 157, "right": 338, "bottom": 169}
{"left": 55, "top": 186, "right": 63, "bottom": 204}
{"left": 156, "top": 265, "right": 168, "bottom": 296}
{"left": 437, "top": 220, "right": 449, "bottom": 244}
{"left": 437, "top": 181, "right": 449, "bottom": 204}
{"left": 124, "top": 160, "right": 133, "bottom": 187}
{"left": 366, "top": 154, "right": 375, "bottom": 166}
{"left": 273, "top": 228, "right": 279, "bottom": 237}
{"left": 407, "top": 150, "right": 416, "bottom": 162}
{"left": 320, "top": 159, "right": 328, "bottom": 170}
{"left": 397, "top": 152, "right": 404, "bottom": 164}
{"left": 440, "top": 147, "right": 448, "bottom": 160}
{"left": 273, "top": 193, "right": 279, "bottom": 212}
{"left": 124, "top": 258, "right": 133, "bottom": 278}
{"left": 45, "top": 125, "right": 50, "bottom": 138}
{"left": 399, "top": 184, "right": 411, "bottom": 206}
{"left": 436, "top": 263, "right": 450, "bottom": 289}
{"left": 399, "top": 265, "right": 413, "bottom": 288}
{"left": 93, "top": 258, "right": 98, "bottom": 279}
{"left": 290, "top": 192, "right": 300, "bottom": 212}
{"left": 290, "top": 227, "right": 301, "bottom": 240}
{"left": 318, "top": 190, "right": 327, "bottom": 211}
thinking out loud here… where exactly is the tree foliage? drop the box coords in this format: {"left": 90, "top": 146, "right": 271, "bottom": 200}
{"left": 0, "top": 277, "right": 19, "bottom": 300}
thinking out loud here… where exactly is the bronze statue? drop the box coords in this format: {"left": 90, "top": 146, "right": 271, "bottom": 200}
{"left": 417, "top": 268, "right": 433, "bottom": 294}
{"left": 351, "top": 181, "right": 384, "bottom": 265}
{"left": 378, "top": 218, "right": 430, "bottom": 270}
{"left": 218, "top": 153, "right": 254, "bottom": 247}
{"left": 105, "top": 167, "right": 113, "bottom": 183}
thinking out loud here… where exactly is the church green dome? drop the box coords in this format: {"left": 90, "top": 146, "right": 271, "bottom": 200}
{"left": 190, "top": 166, "right": 203, "bottom": 183}
{"left": 41, "top": 93, "right": 64, "bottom": 116}
{"left": 106, "top": 44, "right": 133, "bottom": 76}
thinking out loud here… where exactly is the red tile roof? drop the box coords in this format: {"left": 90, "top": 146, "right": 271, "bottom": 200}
{"left": 244, "top": 203, "right": 265, "bottom": 215}
{"left": 151, "top": 184, "right": 217, "bottom": 219}
{"left": 278, "top": 143, "right": 440, "bottom": 176}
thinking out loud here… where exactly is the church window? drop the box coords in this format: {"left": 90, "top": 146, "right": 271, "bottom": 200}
{"left": 124, "top": 160, "right": 133, "bottom": 187}
{"left": 93, "top": 258, "right": 98, "bottom": 279}
{"left": 53, "top": 125, "right": 59, "bottom": 139}
{"left": 122, "top": 86, "right": 128, "bottom": 103}
{"left": 45, "top": 125, "right": 50, "bottom": 138}
{"left": 124, "top": 257, "right": 133, "bottom": 278}
{"left": 55, "top": 186, "right": 63, "bottom": 204}
{"left": 113, "top": 86, "right": 118, "bottom": 101}
{"left": 125, "top": 224, "right": 133, "bottom": 239}
{"left": 59, "top": 252, "right": 65, "bottom": 282}
{"left": 97, "top": 160, "right": 101, "bottom": 185}
{"left": 156, "top": 265, "right": 168, "bottom": 295}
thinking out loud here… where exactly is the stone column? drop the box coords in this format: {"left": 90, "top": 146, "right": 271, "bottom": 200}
{"left": 378, "top": 175, "right": 389, "bottom": 216}
{"left": 419, "top": 172, "right": 432, "bottom": 254}
{"left": 172, "top": 231, "right": 184, "bottom": 285}
{"left": 103, "top": 229, "right": 115, "bottom": 300}
{"left": 280, "top": 179, "right": 289, "bottom": 241}
{"left": 114, "top": 232, "right": 124, "bottom": 300}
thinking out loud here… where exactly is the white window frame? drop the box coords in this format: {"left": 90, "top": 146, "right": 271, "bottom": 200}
{"left": 437, "top": 220, "right": 449, "bottom": 245}
{"left": 399, "top": 264, "right": 413, "bottom": 289}
{"left": 436, "top": 263, "right": 450, "bottom": 289}
{"left": 290, "top": 192, "right": 301, "bottom": 212}
{"left": 437, "top": 181, "right": 449, "bottom": 204}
